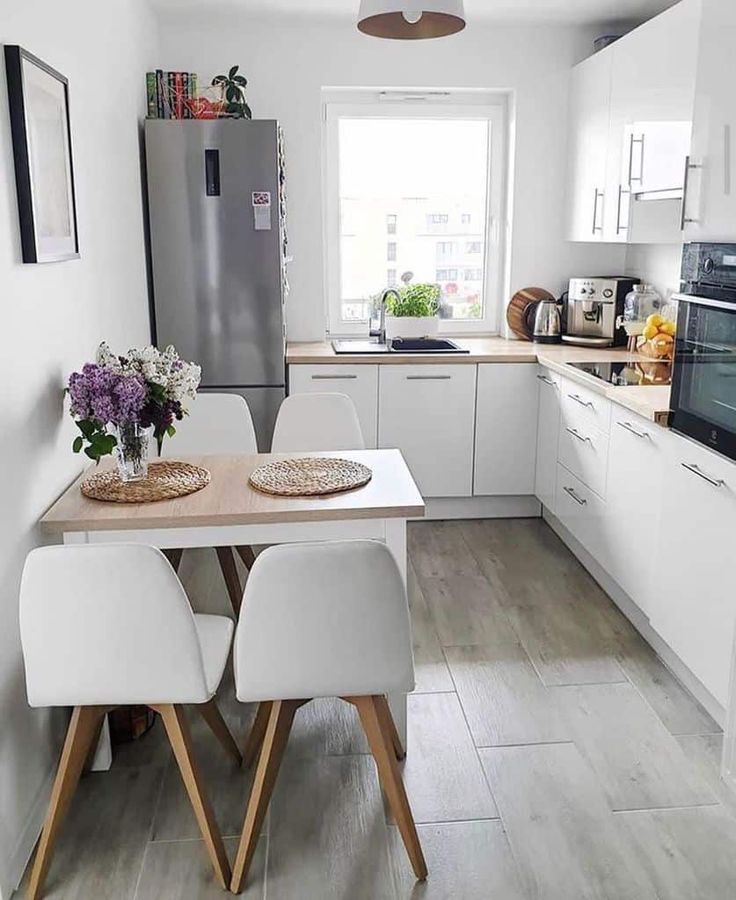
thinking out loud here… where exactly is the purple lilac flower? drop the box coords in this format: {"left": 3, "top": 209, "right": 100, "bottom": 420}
{"left": 67, "top": 364, "right": 146, "bottom": 426}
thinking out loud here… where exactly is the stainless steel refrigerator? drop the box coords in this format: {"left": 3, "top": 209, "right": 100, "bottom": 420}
{"left": 144, "top": 119, "right": 287, "bottom": 449}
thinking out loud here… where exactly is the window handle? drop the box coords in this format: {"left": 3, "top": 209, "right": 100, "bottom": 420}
{"left": 563, "top": 486, "right": 587, "bottom": 506}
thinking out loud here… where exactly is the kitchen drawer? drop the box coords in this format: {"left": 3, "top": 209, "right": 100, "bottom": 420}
{"left": 288, "top": 364, "right": 378, "bottom": 448}
{"left": 379, "top": 364, "right": 477, "bottom": 497}
{"left": 555, "top": 463, "right": 609, "bottom": 569}
{"left": 557, "top": 407, "right": 610, "bottom": 497}
{"left": 561, "top": 377, "right": 611, "bottom": 434}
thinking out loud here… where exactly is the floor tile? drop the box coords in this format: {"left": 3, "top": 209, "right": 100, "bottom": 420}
{"left": 676, "top": 733, "right": 736, "bottom": 814}
{"left": 408, "top": 563, "right": 454, "bottom": 693}
{"left": 418, "top": 573, "right": 518, "bottom": 647}
{"left": 287, "top": 697, "right": 369, "bottom": 757}
{"left": 408, "top": 522, "right": 482, "bottom": 579}
{"left": 445, "top": 643, "right": 570, "bottom": 747}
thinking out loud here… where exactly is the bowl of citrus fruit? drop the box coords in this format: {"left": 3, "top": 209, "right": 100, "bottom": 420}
{"left": 638, "top": 314, "right": 676, "bottom": 359}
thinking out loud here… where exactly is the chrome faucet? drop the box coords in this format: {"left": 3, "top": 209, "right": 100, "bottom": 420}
{"left": 377, "top": 288, "right": 401, "bottom": 345}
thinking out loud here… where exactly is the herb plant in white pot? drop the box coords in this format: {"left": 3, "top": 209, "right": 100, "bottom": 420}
{"left": 384, "top": 283, "right": 441, "bottom": 340}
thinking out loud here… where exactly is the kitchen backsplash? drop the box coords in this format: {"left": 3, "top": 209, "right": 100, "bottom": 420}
{"left": 625, "top": 242, "right": 683, "bottom": 301}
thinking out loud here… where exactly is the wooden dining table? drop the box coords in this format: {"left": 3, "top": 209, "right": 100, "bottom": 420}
{"left": 40, "top": 448, "right": 425, "bottom": 769}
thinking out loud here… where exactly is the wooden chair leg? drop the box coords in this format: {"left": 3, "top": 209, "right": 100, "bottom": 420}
{"left": 27, "top": 706, "right": 109, "bottom": 900}
{"left": 235, "top": 545, "right": 257, "bottom": 570}
{"left": 154, "top": 704, "right": 231, "bottom": 891}
{"left": 231, "top": 700, "right": 301, "bottom": 894}
{"left": 349, "top": 695, "right": 427, "bottom": 881}
{"left": 197, "top": 699, "right": 242, "bottom": 765}
{"left": 242, "top": 701, "right": 273, "bottom": 768}
{"left": 163, "top": 547, "right": 184, "bottom": 573}
{"left": 216, "top": 546, "right": 243, "bottom": 615}
{"left": 380, "top": 696, "right": 406, "bottom": 761}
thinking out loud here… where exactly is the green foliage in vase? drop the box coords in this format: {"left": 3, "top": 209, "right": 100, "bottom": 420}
{"left": 212, "top": 65, "right": 252, "bottom": 119}
{"left": 384, "top": 283, "right": 440, "bottom": 318}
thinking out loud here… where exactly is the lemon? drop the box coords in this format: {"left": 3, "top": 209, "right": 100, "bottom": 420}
{"left": 642, "top": 323, "right": 659, "bottom": 341}
{"left": 646, "top": 313, "right": 665, "bottom": 329}
{"left": 659, "top": 321, "right": 676, "bottom": 336}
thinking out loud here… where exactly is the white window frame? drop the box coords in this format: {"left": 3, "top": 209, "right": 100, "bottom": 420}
{"left": 322, "top": 90, "right": 508, "bottom": 336}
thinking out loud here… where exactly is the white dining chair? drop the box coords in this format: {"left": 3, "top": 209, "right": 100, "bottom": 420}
{"left": 229, "top": 539, "right": 426, "bottom": 894}
{"left": 162, "top": 392, "right": 259, "bottom": 612}
{"left": 19, "top": 544, "right": 241, "bottom": 900}
{"left": 271, "top": 392, "right": 365, "bottom": 452}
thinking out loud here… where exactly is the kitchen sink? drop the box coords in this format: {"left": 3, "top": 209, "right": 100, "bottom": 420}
{"left": 331, "top": 338, "right": 468, "bottom": 354}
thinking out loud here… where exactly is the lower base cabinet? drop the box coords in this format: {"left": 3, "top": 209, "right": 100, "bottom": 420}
{"left": 534, "top": 368, "right": 561, "bottom": 514}
{"left": 554, "top": 463, "right": 610, "bottom": 572}
{"left": 378, "top": 364, "right": 477, "bottom": 497}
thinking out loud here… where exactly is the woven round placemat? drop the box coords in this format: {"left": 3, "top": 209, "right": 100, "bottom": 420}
{"left": 81, "top": 460, "right": 211, "bottom": 503}
{"left": 249, "top": 457, "right": 372, "bottom": 497}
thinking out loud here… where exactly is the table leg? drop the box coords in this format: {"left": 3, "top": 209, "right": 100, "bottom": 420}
{"left": 89, "top": 715, "right": 113, "bottom": 772}
{"left": 384, "top": 518, "right": 408, "bottom": 748}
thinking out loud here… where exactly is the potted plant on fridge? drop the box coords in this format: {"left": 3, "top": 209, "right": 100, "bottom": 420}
{"left": 384, "top": 283, "right": 441, "bottom": 340}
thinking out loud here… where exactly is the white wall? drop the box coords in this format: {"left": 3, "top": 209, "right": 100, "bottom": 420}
{"left": 626, "top": 242, "right": 683, "bottom": 300}
{"left": 0, "top": 2, "right": 156, "bottom": 895}
{"left": 158, "top": 13, "right": 627, "bottom": 340}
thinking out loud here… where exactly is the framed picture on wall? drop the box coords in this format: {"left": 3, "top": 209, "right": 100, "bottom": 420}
{"left": 4, "top": 45, "right": 79, "bottom": 263}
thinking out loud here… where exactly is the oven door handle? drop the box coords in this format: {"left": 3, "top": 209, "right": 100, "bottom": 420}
{"left": 672, "top": 292, "right": 736, "bottom": 312}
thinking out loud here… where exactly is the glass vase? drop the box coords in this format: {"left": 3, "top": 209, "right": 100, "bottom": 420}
{"left": 114, "top": 423, "right": 150, "bottom": 482}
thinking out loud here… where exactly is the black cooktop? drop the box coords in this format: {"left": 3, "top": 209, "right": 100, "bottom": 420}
{"left": 567, "top": 360, "right": 672, "bottom": 387}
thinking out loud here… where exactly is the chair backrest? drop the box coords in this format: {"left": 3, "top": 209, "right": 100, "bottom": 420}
{"left": 20, "top": 544, "right": 212, "bottom": 707}
{"left": 162, "top": 392, "right": 257, "bottom": 456}
{"left": 271, "top": 393, "right": 365, "bottom": 453}
{"left": 233, "top": 540, "right": 414, "bottom": 702}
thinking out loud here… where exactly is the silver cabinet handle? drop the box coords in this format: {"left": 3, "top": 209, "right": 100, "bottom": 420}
{"left": 629, "top": 134, "right": 645, "bottom": 185}
{"left": 568, "top": 393, "right": 594, "bottom": 409}
{"left": 680, "top": 155, "right": 701, "bottom": 229}
{"left": 563, "top": 486, "right": 587, "bottom": 506}
{"left": 592, "top": 188, "right": 604, "bottom": 234}
{"left": 566, "top": 426, "right": 592, "bottom": 444}
{"left": 616, "top": 184, "right": 629, "bottom": 235}
{"left": 406, "top": 375, "right": 452, "bottom": 380}
{"left": 536, "top": 374, "right": 556, "bottom": 386}
{"left": 617, "top": 421, "right": 650, "bottom": 439}
{"left": 311, "top": 374, "right": 358, "bottom": 380}
{"left": 681, "top": 462, "right": 725, "bottom": 488}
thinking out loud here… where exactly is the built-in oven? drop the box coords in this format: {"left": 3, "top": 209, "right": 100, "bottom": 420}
{"left": 670, "top": 243, "right": 736, "bottom": 461}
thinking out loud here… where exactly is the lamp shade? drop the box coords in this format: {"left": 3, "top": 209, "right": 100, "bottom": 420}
{"left": 357, "top": 1, "right": 466, "bottom": 39}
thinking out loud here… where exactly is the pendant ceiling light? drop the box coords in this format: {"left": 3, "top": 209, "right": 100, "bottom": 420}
{"left": 357, "top": 1, "right": 466, "bottom": 39}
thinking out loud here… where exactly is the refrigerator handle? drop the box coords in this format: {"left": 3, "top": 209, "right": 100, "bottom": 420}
{"left": 205, "top": 149, "right": 220, "bottom": 196}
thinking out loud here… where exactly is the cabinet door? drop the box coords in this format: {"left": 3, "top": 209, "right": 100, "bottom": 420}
{"left": 605, "top": 0, "right": 699, "bottom": 240}
{"left": 650, "top": 436, "right": 736, "bottom": 707}
{"left": 288, "top": 365, "right": 378, "bottom": 448}
{"left": 555, "top": 463, "right": 610, "bottom": 571}
{"left": 566, "top": 49, "right": 612, "bottom": 242}
{"left": 604, "top": 408, "right": 672, "bottom": 614}
{"left": 535, "top": 368, "right": 561, "bottom": 513}
{"left": 474, "top": 363, "right": 539, "bottom": 496}
{"left": 378, "top": 364, "right": 477, "bottom": 498}
{"left": 685, "top": 0, "right": 736, "bottom": 241}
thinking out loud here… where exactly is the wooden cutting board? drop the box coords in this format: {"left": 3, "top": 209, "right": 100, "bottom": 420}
{"left": 506, "top": 287, "right": 555, "bottom": 340}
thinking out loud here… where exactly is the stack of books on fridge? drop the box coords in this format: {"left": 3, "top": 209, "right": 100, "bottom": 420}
{"left": 146, "top": 70, "right": 198, "bottom": 119}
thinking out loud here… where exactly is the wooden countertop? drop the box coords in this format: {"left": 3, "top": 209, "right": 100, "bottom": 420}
{"left": 41, "top": 449, "right": 425, "bottom": 533}
{"left": 286, "top": 338, "right": 672, "bottom": 425}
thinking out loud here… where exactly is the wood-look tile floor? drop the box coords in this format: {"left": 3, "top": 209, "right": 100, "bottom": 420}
{"left": 23, "top": 519, "right": 736, "bottom": 899}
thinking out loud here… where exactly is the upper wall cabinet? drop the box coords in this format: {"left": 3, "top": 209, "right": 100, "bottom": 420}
{"left": 567, "top": 0, "right": 701, "bottom": 243}
{"left": 683, "top": 0, "right": 736, "bottom": 241}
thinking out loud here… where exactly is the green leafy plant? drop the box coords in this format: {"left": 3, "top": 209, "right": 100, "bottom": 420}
{"left": 212, "top": 65, "right": 252, "bottom": 119}
{"left": 385, "top": 283, "right": 440, "bottom": 318}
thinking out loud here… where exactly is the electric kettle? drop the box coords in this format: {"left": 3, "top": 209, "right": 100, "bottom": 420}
{"left": 532, "top": 298, "right": 562, "bottom": 344}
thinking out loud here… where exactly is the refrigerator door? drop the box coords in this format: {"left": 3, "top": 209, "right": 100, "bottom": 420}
{"left": 145, "top": 120, "right": 285, "bottom": 387}
{"left": 199, "top": 386, "right": 284, "bottom": 452}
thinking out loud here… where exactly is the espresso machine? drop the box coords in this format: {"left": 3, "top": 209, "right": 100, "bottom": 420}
{"left": 562, "top": 277, "right": 639, "bottom": 347}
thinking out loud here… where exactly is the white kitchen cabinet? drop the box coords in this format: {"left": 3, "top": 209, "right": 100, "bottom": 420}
{"left": 558, "top": 411, "right": 610, "bottom": 498}
{"left": 650, "top": 435, "right": 736, "bottom": 707}
{"left": 554, "top": 463, "right": 610, "bottom": 572}
{"left": 566, "top": 49, "right": 612, "bottom": 242}
{"left": 474, "top": 364, "right": 539, "bottom": 496}
{"left": 378, "top": 364, "right": 477, "bottom": 498}
{"left": 288, "top": 364, "right": 378, "bottom": 448}
{"left": 604, "top": 407, "right": 673, "bottom": 614}
{"left": 534, "top": 367, "right": 561, "bottom": 513}
{"left": 604, "top": 0, "right": 699, "bottom": 241}
{"left": 684, "top": 0, "right": 736, "bottom": 241}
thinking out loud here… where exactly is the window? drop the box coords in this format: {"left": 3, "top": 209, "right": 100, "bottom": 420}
{"left": 464, "top": 268, "right": 483, "bottom": 281}
{"left": 323, "top": 91, "right": 507, "bottom": 333}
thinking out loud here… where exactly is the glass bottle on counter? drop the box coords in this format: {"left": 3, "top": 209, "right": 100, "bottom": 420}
{"left": 621, "top": 284, "right": 663, "bottom": 350}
